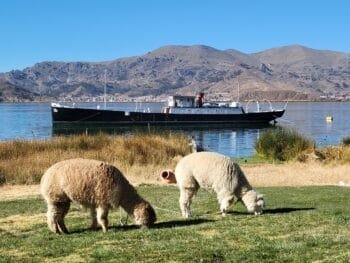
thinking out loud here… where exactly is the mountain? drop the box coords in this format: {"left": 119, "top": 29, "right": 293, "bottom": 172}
{"left": 0, "top": 80, "right": 40, "bottom": 102}
{"left": 0, "top": 45, "right": 349, "bottom": 101}
{"left": 252, "top": 45, "right": 350, "bottom": 96}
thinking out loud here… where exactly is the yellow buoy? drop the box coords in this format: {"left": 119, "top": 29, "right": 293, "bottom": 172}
{"left": 326, "top": 116, "right": 333, "bottom": 122}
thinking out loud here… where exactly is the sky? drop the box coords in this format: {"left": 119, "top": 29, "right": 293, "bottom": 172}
{"left": 0, "top": 0, "right": 349, "bottom": 72}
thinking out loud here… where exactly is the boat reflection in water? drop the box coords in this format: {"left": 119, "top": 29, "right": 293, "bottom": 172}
{"left": 52, "top": 122, "right": 272, "bottom": 158}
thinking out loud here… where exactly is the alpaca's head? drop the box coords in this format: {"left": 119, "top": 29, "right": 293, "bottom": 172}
{"left": 241, "top": 190, "right": 264, "bottom": 215}
{"left": 133, "top": 201, "right": 157, "bottom": 227}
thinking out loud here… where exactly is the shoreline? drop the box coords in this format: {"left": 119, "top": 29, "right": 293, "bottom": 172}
{"left": 1, "top": 99, "right": 350, "bottom": 104}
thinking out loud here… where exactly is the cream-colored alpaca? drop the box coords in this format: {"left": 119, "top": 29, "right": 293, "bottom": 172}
{"left": 40, "top": 158, "right": 156, "bottom": 234}
{"left": 161, "top": 152, "right": 264, "bottom": 217}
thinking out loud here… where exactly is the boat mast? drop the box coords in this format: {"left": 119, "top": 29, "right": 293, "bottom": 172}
{"left": 236, "top": 79, "right": 240, "bottom": 104}
{"left": 104, "top": 69, "right": 107, "bottom": 109}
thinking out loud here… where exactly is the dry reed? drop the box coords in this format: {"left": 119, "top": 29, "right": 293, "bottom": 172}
{"left": 0, "top": 133, "right": 192, "bottom": 185}
{"left": 316, "top": 145, "right": 350, "bottom": 164}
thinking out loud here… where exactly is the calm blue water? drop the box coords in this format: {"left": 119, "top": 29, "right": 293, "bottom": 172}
{"left": 0, "top": 102, "right": 349, "bottom": 157}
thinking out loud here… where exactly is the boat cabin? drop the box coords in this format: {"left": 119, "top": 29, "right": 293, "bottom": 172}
{"left": 163, "top": 93, "right": 244, "bottom": 114}
{"left": 167, "top": 93, "right": 204, "bottom": 108}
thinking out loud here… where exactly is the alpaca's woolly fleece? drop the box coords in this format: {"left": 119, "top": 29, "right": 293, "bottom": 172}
{"left": 173, "top": 152, "right": 264, "bottom": 217}
{"left": 40, "top": 158, "right": 156, "bottom": 234}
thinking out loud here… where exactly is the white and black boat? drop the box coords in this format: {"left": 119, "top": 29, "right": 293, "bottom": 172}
{"left": 51, "top": 93, "right": 285, "bottom": 126}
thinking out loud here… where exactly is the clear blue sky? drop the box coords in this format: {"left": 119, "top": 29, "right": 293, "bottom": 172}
{"left": 1, "top": 0, "right": 349, "bottom": 72}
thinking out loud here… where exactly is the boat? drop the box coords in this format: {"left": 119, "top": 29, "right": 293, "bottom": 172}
{"left": 51, "top": 93, "right": 285, "bottom": 126}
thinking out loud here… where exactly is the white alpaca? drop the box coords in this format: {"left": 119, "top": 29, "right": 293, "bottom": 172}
{"left": 161, "top": 152, "right": 264, "bottom": 217}
{"left": 40, "top": 158, "right": 156, "bottom": 234}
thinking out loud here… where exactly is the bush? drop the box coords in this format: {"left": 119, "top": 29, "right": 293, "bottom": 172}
{"left": 342, "top": 136, "right": 350, "bottom": 146}
{"left": 255, "top": 126, "right": 314, "bottom": 161}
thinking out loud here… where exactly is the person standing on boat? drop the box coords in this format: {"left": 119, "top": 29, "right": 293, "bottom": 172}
{"left": 196, "top": 92, "right": 204, "bottom": 108}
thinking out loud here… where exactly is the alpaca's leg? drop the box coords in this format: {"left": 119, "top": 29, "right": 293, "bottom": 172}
{"left": 96, "top": 206, "right": 109, "bottom": 232}
{"left": 217, "top": 191, "right": 234, "bottom": 216}
{"left": 56, "top": 202, "right": 70, "bottom": 234}
{"left": 219, "top": 197, "right": 233, "bottom": 216}
{"left": 179, "top": 187, "right": 197, "bottom": 218}
{"left": 47, "top": 201, "right": 70, "bottom": 234}
{"left": 47, "top": 203, "right": 60, "bottom": 234}
{"left": 90, "top": 208, "right": 98, "bottom": 230}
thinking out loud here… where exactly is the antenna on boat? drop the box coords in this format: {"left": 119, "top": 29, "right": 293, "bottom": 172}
{"left": 236, "top": 79, "right": 240, "bottom": 103}
{"left": 104, "top": 69, "right": 107, "bottom": 110}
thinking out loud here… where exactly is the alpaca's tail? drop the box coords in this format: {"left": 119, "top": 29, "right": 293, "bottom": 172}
{"left": 160, "top": 169, "right": 177, "bottom": 184}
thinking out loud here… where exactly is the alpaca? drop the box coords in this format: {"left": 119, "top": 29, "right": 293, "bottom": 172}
{"left": 40, "top": 158, "right": 156, "bottom": 234}
{"left": 161, "top": 152, "right": 264, "bottom": 217}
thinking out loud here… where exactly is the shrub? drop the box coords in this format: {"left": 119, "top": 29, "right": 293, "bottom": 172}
{"left": 255, "top": 126, "right": 314, "bottom": 161}
{"left": 342, "top": 136, "right": 350, "bottom": 146}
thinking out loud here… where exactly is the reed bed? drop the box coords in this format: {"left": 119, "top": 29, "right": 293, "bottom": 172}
{"left": 316, "top": 145, "right": 350, "bottom": 164}
{"left": 0, "top": 133, "right": 192, "bottom": 185}
{"left": 255, "top": 126, "right": 315, "bottom": 161}
{"left": 254, "top": 126, "right": 350, "bottom": 164}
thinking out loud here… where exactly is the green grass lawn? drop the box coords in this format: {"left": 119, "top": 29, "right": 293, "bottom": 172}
{"left": 1, "top": 185, "right": 349, "bottom": 262}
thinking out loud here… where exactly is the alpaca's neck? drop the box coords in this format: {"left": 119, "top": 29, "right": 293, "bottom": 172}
{"left": 119, "top": 189, "right": 144, "bottom": 216}
{"left": 226, "top": 162, "right": 252, "bottom": 198}
{"left": 112, "top": 174, "right": 144, "bottom": 215}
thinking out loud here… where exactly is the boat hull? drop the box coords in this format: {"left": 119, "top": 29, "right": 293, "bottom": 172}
{"left": 51, "top": 106, "right": 285, "bottom": 125}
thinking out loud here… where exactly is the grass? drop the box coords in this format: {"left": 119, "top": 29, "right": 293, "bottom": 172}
{"left": 255, "top": 126, "right": 315, "bottom": 162}
{"left": 0, "top": 133, "right": 192, "bottom": 185}
{"left": 235, "top": 154, "right": 284, "bottom": 165}
{"left": 0, "top": 185, "right": 349, "bottom": 262}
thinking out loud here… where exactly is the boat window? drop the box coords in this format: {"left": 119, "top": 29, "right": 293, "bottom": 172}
{"left": 174, "top": 97, "right": 194, "bottom": 107}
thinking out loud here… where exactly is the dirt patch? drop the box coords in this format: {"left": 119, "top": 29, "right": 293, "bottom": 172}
{"left": 0, "top": 185, "right": 40, "bottom": 201}
{"left": 243, "top": 162, "right": 350, "bottom": 187}
{"left": 1, "top": 162, "right": 349, "bottom": 201}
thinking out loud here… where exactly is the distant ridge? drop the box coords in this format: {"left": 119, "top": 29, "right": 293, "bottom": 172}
{"left": 0, "top": 44, "right": 349, "bottom": 102}
{"left": 0, "top": 80, "right": 40, "bottom": 102}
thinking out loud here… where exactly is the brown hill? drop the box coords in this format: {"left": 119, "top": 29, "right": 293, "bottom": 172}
{"left": 252, "top": 45, "right": 350, "bottom": 97}
{"left": 0, "top": 45, "right": 349, "bottom": 101}
{"left": 0, "top": 80, "right": 39, "bottom": 102}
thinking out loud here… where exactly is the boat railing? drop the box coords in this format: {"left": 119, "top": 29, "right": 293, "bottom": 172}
{"left": 246, "top": 100, "right": 274, "bottom": 113}
{"left": 51, "top": 102, "right": 61, "bottom": 107}
{"left": 135, "top": 101, "right": 141, "bottom": 111}
{"left": 51, "top": 102, "right": 74, "bottom": 109}
{"left": 264, "top": 100, "right": 273, "bottom": 111}
{"left": 246, "top": 100, "right": 260, "bottom": 113}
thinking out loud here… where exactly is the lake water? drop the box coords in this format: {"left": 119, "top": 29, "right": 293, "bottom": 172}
{"left": 0, "top": 102, "right": 349, "bottom": 157}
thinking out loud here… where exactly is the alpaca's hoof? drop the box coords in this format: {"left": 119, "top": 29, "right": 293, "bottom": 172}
{"left": 182, "top": 212, "right": 190, "bottom": 219}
